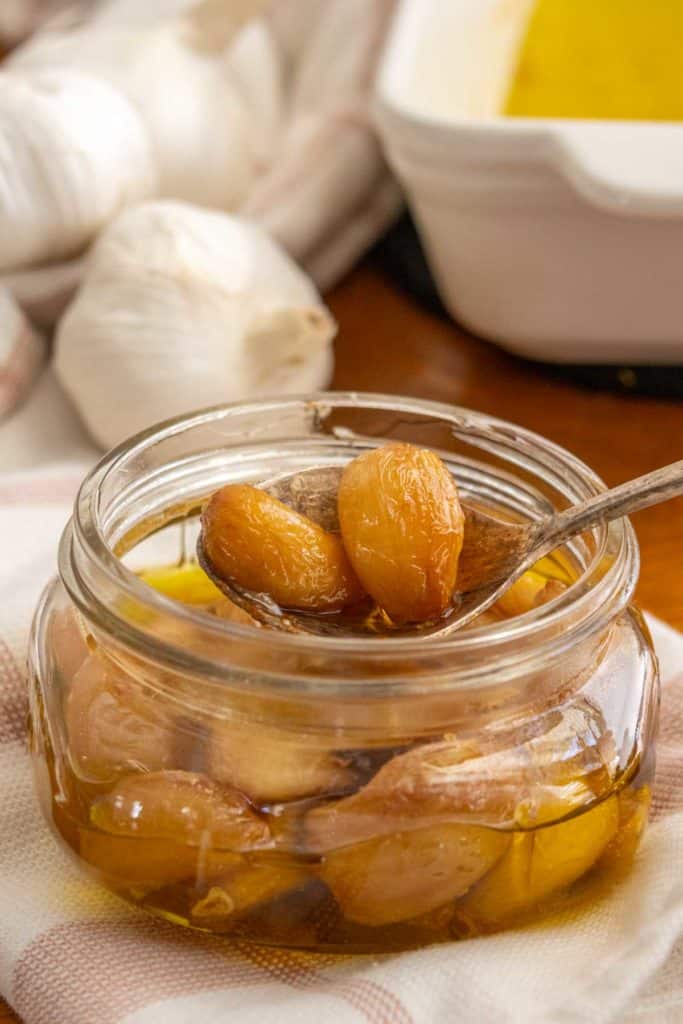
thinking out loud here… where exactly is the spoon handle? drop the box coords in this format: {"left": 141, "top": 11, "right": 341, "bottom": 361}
{"left": 537, "top": 459, "right": 683, "bottom": 555}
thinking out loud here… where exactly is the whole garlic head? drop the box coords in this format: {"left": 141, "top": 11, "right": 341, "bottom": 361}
{"left": 10, "top": 11, "right": 282, "bottom": 212}
{"left": 0, "top": 69, "right": 156, "bottom": 272}
{"left": 54, "top": 201, "right": 336, "bottom": 449}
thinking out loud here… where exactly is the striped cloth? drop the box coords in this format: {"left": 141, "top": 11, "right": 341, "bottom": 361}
{"left": 1, "top": 455, "right": 683, "bottom": 1023}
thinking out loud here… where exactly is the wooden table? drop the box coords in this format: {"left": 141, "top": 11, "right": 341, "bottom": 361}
{"left": 0, "top": 996, "right": 17, "bottom": 1019}
{"left": 0, "top": 995, "right": 17, "bottom": 1019}
{"left": 1, "top": 264, "right": 681, "bottom": 1024}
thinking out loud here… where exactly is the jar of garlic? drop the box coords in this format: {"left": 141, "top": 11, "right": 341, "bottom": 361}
{"left": 28, "top": 394, "right": 659, "bottom": 952}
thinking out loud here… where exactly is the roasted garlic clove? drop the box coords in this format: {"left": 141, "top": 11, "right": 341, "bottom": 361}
{"left": 338, "top": 443, "right": 464, "bottom": 623}
{"left": 66, "top": 652, "right": 175, "bottom": 782}
{"left": 202, "top": 483, "right": 364, "bottom": 612}
{"left": 305, "top": 699, "right": 617, "bottom": 853}
{"left": 191, "top": 859, "right": 312, "bottom": 923}
{"left": 494, "top": 569, "right": 567, "bottom": 618}
{"left": 458, "top": 796, "right": 619, "bottom": 926}
{"left": 79, "top": 830, "right": 241, "bottom": 891}
{"left": 90, "top": 770, "right": 272, "bottom": 851}
{"left": 208, "top": 719, "right": 352, "bottom": 804}
{"left": 321, "top": 823, "right": 509, "bottom": 926}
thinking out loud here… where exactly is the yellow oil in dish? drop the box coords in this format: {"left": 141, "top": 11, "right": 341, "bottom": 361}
{"left": 506, "top": 0, "right": 683, "bottom": 121}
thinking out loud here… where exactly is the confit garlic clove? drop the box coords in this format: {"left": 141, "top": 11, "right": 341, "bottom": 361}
{"left": 304, "top": 699, "right": 617, "bottom": 853}
{"left": 79, "top": 831, "right": 243, "bottom": 891}
{"left": 191, "top": 860, "right": 312, "bottom": 922}
{"left": 202, "top": 483, "right": 364, "bottom": 613}
{"left": 494, "top": 570, "right": 567, "bottom": 618}
{"left": 66, "top": 652, "right": 176, "bottom": 783}
{"left": 458, "top": 796, "right": 619, "bottom": 926}
{"left": 320, "top": 823, "right": 509, "bottom": 927}
{"left": 90, "top": 770, "right": 272, "bottom": 851}
{"left": 207, "top": 717, "right": 353, "bottom": 805}
{"left": 338, "top": 443, "right": 465, "bottom": 624}
{"left": 50, "top": 605, "right": 91, "bottom": 683}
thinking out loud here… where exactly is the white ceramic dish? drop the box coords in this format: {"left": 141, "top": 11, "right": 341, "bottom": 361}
{"left": 375, "top": 0, "right": 683, "bottom": 364}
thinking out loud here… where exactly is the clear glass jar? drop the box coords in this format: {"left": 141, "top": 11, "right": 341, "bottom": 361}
{"left": 28, "top": 394, "right": 659, "bottom": 952}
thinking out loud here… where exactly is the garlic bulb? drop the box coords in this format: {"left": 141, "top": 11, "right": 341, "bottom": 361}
{"left": 10, "top": 8, "right": 282, "bottom": 212}
{"left": 0, "top": 69, "right": 156, "bottom": 273}
{"left": 0, "top": 0, "right": 86, "bottom": 48}
{"left": 92, "top": 0, "right": 196, "bottom": 26}
{"left": 54, "top": 201, "right": 336, "bottom": 449}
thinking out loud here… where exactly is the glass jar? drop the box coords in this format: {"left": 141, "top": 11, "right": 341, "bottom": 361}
{"left": 28, "top": 394, "right": 659, "bottom": 952}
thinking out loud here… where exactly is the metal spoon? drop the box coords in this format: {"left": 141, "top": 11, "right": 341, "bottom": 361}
{"left": 198, "top": 459, "right": 683, "bottom": 638}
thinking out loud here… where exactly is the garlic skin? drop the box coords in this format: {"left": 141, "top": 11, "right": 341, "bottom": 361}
{"left": 0, "top": 69, "right": 156, "bottom": 273}
{"left": 0, "top": 287, "right": 45, "bottom": 420}
{"left": 92, "top": 0, "right": 196, "bottom": 26}
{"left": 0, "top": 0, "right": 86, "bottom": 48}
{"left": 2, "top": 258, "right": 85, "bottom": 329}
{"left": 54, "top": 201, "right": 336, "bottom": 450}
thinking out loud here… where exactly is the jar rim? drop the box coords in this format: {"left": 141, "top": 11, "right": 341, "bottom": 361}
{"left": 59, "top": 392, "right": 639, "bottom": 692}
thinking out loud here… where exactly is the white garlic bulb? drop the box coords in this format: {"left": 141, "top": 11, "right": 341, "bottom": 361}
{"left": 92, "top": 0, "right": 196, "bottom": 26}
{"left": 54, "top": 201, "right": 336, "bottom": 449}
{"left": 0, "top": 0, "right": 85, "bottom": 49}
{"left": 0, "top": 69, "right": 156, "bottom": 273}
{"left": 10, "top": 9, "right": 282, "bottom": 213}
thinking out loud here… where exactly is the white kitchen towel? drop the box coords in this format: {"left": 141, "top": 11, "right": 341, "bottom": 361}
{"left": 1, "top": 462, "right": 683, "bottom": 1024}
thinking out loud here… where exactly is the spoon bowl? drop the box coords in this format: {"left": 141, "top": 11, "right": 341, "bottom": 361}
{"left": 197, "top": 465, "right": 513, "bottom": 637}
{"left": 198, "top": 459, "right": 683, "bottom": 638}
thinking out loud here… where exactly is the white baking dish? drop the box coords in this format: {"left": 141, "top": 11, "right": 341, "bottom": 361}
{"left": 375, "top": 0, "right": 683, "bottom": 363}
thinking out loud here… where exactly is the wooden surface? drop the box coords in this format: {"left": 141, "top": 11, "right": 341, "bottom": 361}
{"left": 0, "top": 998, "right": 16, "bottom": 1021}
{"left": 1, "top": 265, "right": 681, "bottom": 1024}
{"left": 0, "top": 997, "right": 16, "bottom": 1020}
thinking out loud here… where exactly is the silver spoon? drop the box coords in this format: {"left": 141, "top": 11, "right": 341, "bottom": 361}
{"left": 198, "top": 459, "right": 683, "bottom": 638}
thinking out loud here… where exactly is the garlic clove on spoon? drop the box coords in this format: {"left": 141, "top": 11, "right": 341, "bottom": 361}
{"left": 54, "top": 200, "right": 337, "bottom": 449}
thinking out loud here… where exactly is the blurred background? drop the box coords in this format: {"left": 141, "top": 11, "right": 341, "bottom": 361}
{"left": 1, "top": 0, "right": 682, "bottom": 471}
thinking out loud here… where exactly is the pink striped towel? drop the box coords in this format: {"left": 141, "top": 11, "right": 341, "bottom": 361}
{"left": 1, "top": 466, "right": 683, "bottom": 1024}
